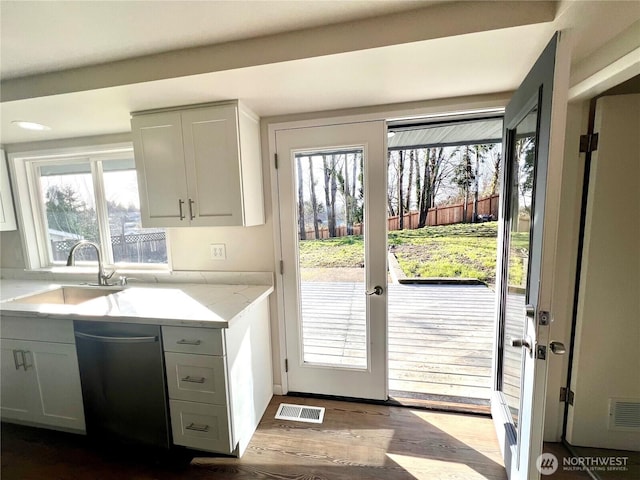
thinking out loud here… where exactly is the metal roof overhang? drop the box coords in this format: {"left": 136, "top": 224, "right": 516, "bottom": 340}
{"left": 388, "top": 116, "right": 504, "bottom": 150}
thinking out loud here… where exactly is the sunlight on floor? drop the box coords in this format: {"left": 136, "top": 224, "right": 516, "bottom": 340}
{"left": 409, "top": 410, "right": 506, "bottom": 466}
{"left": 387, "top": 453, "right": 499, "bottom": 479}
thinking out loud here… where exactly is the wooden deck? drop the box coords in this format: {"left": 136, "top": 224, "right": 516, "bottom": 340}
{"left": 301, "top": 282, "right": 498, "bottom": 402}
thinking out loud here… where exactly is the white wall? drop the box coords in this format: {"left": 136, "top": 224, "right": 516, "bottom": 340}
{"left": 566, "top": 94, "right": 640, "bottom": 450}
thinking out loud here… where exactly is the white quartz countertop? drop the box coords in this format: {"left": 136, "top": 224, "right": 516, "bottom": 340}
{"left": 0, "top": 280, "right": 273, "bottom": 328}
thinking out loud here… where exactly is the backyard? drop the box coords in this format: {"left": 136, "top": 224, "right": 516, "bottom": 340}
{"left": 299, "top": 221, "right": 529, "bottom": 286}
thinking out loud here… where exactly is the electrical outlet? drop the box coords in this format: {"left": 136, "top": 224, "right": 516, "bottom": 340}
{"left": 210, "top": 244, "right": 226, "bottom": 260}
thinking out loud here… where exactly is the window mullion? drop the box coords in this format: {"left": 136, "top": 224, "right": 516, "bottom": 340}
{"left": 91, "top": 160, "right": 114, "bottom": 265}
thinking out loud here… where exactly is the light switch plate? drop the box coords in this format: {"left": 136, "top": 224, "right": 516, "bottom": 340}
{"left": 210, "top": 244, "right": 226, "bottom": 260}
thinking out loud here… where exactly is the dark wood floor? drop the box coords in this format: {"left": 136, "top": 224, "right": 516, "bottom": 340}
{"left": 2, "top": 395, "right": 610, "bottom": 479}
{"left": 2, "top": 395, "right": 508, "bottom": 480}
{"left": 568, "top": 445, "right": 640, "bottom": 480}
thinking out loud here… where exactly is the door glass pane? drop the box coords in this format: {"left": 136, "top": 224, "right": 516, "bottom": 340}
{"left": 102, "top": 158, "right": 168, "bottom": 265}
{"left": 502, "top": 106, "right": 538, "bottom": 429}
{"left": 295, "top": 149, "right": 367, "bottom": 368}
{"left": 38, "top": 162, "right": 99, "bottom": 262}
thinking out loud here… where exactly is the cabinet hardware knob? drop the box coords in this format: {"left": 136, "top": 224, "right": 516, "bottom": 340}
{"left": 181, "top": 376, "right": 206, "bottom": 384}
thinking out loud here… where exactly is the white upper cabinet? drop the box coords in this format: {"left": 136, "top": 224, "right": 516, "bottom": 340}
{"left": 131, "top": 101, "right": 265, "bottom": 228}
{"left": 0, "top": 149, "right": 18, "bottom": 231}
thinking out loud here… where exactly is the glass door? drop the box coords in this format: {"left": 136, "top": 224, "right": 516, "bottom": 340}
{"left": 492, "top": 32, "right": 570, "bottom": 479}
{"left": 275, "top": 121, "right": 387, "bottom": 400}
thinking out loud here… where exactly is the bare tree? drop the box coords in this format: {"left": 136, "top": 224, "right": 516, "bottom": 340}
{"left": 387, "top": 150, "right": 398, "bottom": 216}
{"left": 405, "top": 150, "right": 415, "bottom": 228}
{"left": 398, "top": 150, "right": 405, "bottom": 229}
{"left": 297, "top": 156, "right": 306, "bottom": 240}
{"left": 322, "top": 154, "right": 338, "bottom": 237}
{"left": 488, "top": 148, "right": 502, "bottom": 196}
{"left": 308, "top": 157, "right": 320, "bottom": 238}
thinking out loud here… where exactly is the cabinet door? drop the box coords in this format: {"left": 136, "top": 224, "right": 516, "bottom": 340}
{"left": 182, "top": 106, "right": 244, "bottom": 227}
{"left": 132, "top": 112, "right": 190, "bottom": 227}
{"left": 0, "top": 340, "right": 37, "bottom": 421}
{"left": 28, "top": 342, "right": 86, "bottom": 431}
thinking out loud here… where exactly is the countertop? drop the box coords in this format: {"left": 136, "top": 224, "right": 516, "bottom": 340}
{"left": 0, "top": 280, "right": 273, "bottom": 328}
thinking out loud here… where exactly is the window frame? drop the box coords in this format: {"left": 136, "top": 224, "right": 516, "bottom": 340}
{"left": 8, "top": 143, "right": 170, "bottom": 271}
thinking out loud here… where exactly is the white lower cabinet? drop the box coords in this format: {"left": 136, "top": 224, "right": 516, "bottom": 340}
{"left": 0, "top": 330, "right": 85, "bottom": 431}
{"left": 162, "top": 299, "right": 273, "bottom": 457}
{"left": 163, "top": 326, "right": 234, "bottom": 454}
{"left": 169, "top": 399, "right": 232, "bottom": 453}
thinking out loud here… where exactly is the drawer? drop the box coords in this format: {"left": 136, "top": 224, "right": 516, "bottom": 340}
{"left": 0, "top": 316, "right": 75, "bottom": 343}
{"left": 169, "top": 399, "right": 233, "bottom": 454}
{"left": 162, "top": 326, "right": 224, "bottom": 355}
{"left": 165, "top": 352, "right": 228, "bottom": 405}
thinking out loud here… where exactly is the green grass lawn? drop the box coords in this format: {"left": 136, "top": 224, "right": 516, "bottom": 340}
{"left": 298, "top": 222, "right": 529, "bottom": 286}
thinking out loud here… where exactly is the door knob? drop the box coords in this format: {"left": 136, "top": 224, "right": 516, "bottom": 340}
{"left": 365, "top": 286, "right": 384, "bottom": 296}
{"left": 511, "top": 338, "right": 532, "bottom": 349}
{"left": 524, "top": 304, "right": 535, "bottom": 319}
{"left": 511, "top": 336, "right": 534, "bottom": 357}
{"left": 549, "top": 341, "right": 566, "bottom": 355}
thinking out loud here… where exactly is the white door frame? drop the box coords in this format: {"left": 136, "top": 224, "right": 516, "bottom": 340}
{"left": 267, "top": 96, "right": 510, "bottom": 396}
{"left": 273, "top": 120, "right": 388, "bottom": 400}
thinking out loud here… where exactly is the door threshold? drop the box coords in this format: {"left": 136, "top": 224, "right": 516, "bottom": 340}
{"left": 287, "top": 391, "right": 491, "bottom": 416}
{"left": 388, "top": 390, "right": 491, "bottom": 415}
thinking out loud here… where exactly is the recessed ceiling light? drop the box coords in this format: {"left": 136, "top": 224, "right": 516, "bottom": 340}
{"left": 11, "top": 120, "right": 51, "bottom": 131}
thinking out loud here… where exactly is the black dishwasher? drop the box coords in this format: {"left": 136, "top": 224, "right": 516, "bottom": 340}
{"left": 74, "top": 321, "right": 170, "bottom": 450}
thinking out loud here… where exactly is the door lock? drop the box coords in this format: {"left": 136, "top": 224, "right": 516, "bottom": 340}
{"left": 365, "top": 286, "right": 384, "bottom": 296}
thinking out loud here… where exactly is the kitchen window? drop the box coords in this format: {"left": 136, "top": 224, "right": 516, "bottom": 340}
{"left": 13, "top": 145, "right": 168, "bottom": 269}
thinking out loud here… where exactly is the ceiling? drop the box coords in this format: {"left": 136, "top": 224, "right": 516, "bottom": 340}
{"left": 1, "top": 1, "right": 639, "bottom": 146}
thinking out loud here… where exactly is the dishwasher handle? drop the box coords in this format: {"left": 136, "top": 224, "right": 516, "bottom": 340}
{"left": 75, "top": 331, "right": 158, "bottom": 344}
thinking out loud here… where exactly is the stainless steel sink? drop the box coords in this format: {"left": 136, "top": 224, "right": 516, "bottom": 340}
{"left": 8, "top": 286, "right": 123, "bottom": 306}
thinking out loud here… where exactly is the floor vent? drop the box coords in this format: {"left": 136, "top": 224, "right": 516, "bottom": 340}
{"left": 275, "top": 403, "right": 325, "bottom": 424}
{"left": 609, "top": 398, "right": 640, "bottom": 431}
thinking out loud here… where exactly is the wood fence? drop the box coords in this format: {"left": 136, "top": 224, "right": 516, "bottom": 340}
{"left": 52, "top": 232, "right": 168, "bottom": 264}
{"left": 303, "top": 194, "right": 500, "bottom": 239}
{"left": 389, "top": 194, "right": 500, "bottom": 230}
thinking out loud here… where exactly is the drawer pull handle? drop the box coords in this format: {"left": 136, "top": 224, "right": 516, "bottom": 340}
{"left": 181, "top": 375, "right": 206, "bottom": 384}
{"left": 22, "top": 351, "right": 33, "bottom": 370}
{"left": 13, "top": 350, "right": 24, "bottom": 370}
{"left": 185, "top": 422, "right": 209, "bottom": 432}
{"left": 177, "top": 339, "right": 202, "bottom": 345}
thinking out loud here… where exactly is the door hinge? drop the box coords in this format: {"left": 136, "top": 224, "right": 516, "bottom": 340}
{"left": 579, "top": 133, "right": 599, "bottom": 153}
{"left": 279, "top": 260, "right": 284, "bottom": 275}
{"left": 285, "top": 358, "right": 289, "bottom": 372}
{"left": 275, "top": 153, "right": 279, "bottom": 169}
{"left": 560, "top": 387, "right": 575, "bottom": 405}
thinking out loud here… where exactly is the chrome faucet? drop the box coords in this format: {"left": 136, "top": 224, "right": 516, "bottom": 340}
{"left": 66, "top": 240, "right": 115, "bottom": 286}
